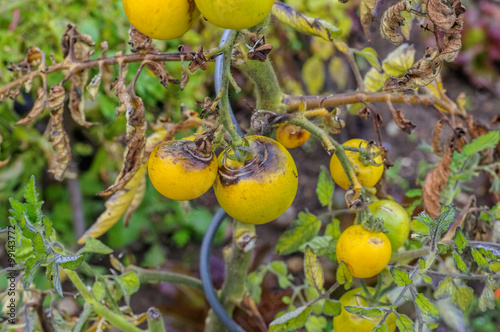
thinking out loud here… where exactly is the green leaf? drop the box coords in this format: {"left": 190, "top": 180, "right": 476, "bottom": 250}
{"left": 471, "top": 248, "right": 490, "bottom": 273}
{"left": 55, "top": 254, "right": 84, "bottom": 270}
{"left": 437, "top": 244, "right": 449, "bottom": 254}
{"left": 451, "top": 285, "right": 474, "bottom": 312}
{"left": 24, "top": 175, "right": 39, "bottom": 207}
{"left": 9, "top": 198, "right": 26, "bottom": 220}
{"left": 276, "top": 212, "right": 321, "bottom": 255}
{"left": 92, "top": 281, "right": 107, "bottom": 301}
{"left": 364, "top": 67, "right": 387, "bottom": 92}
{"left": 304, "top": 246, "right": 324, "bottom": 293}
{"left": 78, "top": 237, "right": 113, "bottom": 255}
{"left": 479, "top": 286, "right": 496, "bottom": 312}
{"left": 304, "top": 315, "right": 327, "bottom": 332}
{"left": 427, "top": 323, "right": 439, "bottom": 329}
{"left": 302, "top": 56, "right": 325, "bottom": 94}
{"left": 20, "top": 212, "right": 36, "bottom": 240}
{"left": 23, "top": 255, "right": 44, "bottom": 290}
{"left": 454, "top": 227, "right": 468, "bottom": 254}
{"left": 355, "top": 47, "right": 381, "bottom": 71}
{"left": 396, "top": 314, "right": 414, "bottom": 332}
{"left": 405, "top": 189, "right": 422, "bottom": 198}
{"left": 118, "top": 271, "right": 140, "bottom": 296}
{"left": 316, "top": 165, "right": 334, "bottom": 208}
{"left": 415, "top": 294, "right": 440, "bottom": 319}
{"left": 247, "top": 268, "right": 267, "bottom": 303}
{"left": 344, "top": 306, "right": 384, "bottom": 317}
{"left": 462, "top": 131, "right": 500, "bottom": 157}
{"left": 270, "top": 261, "right": 288, "bottom": 276}
{"left": 323, "top": 299, "right": 341, "bottom": 317}
{"left": 43, "top": 216, "right": 56, "bottom": 242}
{"left": 452, "top": 251, "right": 470, "bottom": 275}
{"left": 336, "top": 261, "right": 352, "bottom": 290}
{"left": 434, "top": 277, "right": 455, "bottom": 300}
{"left": 299, "top": 236, "right": 335, "bottom": 256}
{"left": 476, "top": 244, "right": 500, "bottom": 259}
{"left": 269, "top": 305, "right": 311, "bottom": 332}
{"left": 382, "top": 43, "right": 415, "bottom": 77}
{"left": 489, "top": 261, "right": 500, "bottom": 273}
{"left": 49, "top": 262, "right": 63, "bottom": 297}
{"left": 418, "top": 258, "right": 425, "bottom": 270}
{"left": 32, "top": 232, "right": 46, "bottom": 254}
{"left": 422, "top": 274, "right": 432, "bottom": 284}
{"left": 435, "top": 205, "right": 457, "bottom": 236}
{"left": 325, "top": 219, "right": 341, "bottom": 239}
{"left": 372, "top": 326, "right": 390, "bottom": 332}
{"left": 391, "top": 267, "right": 412, "bottom": 286}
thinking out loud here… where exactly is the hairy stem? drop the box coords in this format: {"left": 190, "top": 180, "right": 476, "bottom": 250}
{"left": 205, "top": 221, "right": 256, "bottom": 332}
{"left": 126, "top": 265, "right": 203, "bottom": 291}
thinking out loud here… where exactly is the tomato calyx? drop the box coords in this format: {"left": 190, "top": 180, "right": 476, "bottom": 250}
{"left": 344, "top": 140, "right": 384, "bottom": 167}
{"left": 357, "top": 205, "right": 389, "bottom": 234}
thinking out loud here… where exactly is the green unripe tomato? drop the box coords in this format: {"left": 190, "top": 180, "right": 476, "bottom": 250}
{"left": 368, "top": 200, "right": 410, "bottom": 250}
{"left": 213, "top": 135, "right": 298, "bottom": 225}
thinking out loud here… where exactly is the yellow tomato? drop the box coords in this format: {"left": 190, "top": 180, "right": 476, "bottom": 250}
{"left": 194, "top": 0, "right": 274, "bottom": 30}
{"left": 334, "top": 287, "right": 397, "bottom": 332}
{"left": 336, "top": 225, "right": 391, "bottom": 278}
{"left": 213, "top": 136, "right": 298, "bottom": 224}
{"left": 122, "top": 0, "right": 200, "bottom": 40}
{"left": 148, "top": 140, "right": 217, "bottom": 200}
{"left": 276, "top": 124, "right": 311, "bottom": 149}
{"left": 330, "top": 138, "right": 384, "bottom": 190}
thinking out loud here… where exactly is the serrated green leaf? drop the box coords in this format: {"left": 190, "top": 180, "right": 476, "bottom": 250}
{"left": 32, "top": 232, "right": 46, "bottom": 254}
{"left": 355, "top": 47, "right": 381, "bottom": 71}
{"left": 391, "top": 267, "right": 412, "bottom": 286}
{"left": 337, "top": 261, "right": 352, "bottom": 290}
{"left": 269, "top": 305, "right": 311, "bottom": 332}
{"left": 305, "top": 246, "right": 324, "bottom": 293}
{"left": 20, "top": 212, "right": 36, "bottom": 239}
{"left": 372, "top": 325, "right": 390, "bottom": 332}
{"left": 325, "top": 219, "right": 341, "bottom": 240}
{"left": 270, "top": 261, "right": 288, "bottom": 276}
{"left": 435, "top": 205, "right": 457, "bottom": 236}
{"left": 422, "top": 274, "right": 432, "bottom": 284}
{"left": 437, "top": 244, "right": 449, "bottom": 254}
{"left": 454, "top": 227, "right": 468, "bottom": 254}
{"left": 304, "top": 315, "right": 327, "bottom": 332}
{"left": 23, "top": 176, "right": 43, "bottom": 225}
{"left": 23, "top": 256, "right": 44, "bottom": 290}
{"left": 276, "top": 212, "right": 321, "bottom": 255}
{"left": 78, "top": 237, "right": 113, "bottom": 255}
{"left": 418, "top": 258, "right": 425, "bottom": 270}
{"left": 452, "top": 251, "right": 470, "bottom": 275}
{"left": 451, "top": 285, "right": 474, "bottom": 312}
{"left": 118, "top": 272, "right": 140, "bottom": 296}
{"left": 92, "top": 281, "right": 107, "bottom": 301}
{"left": 344, "top": 306, "right": 383, "bottom": 317}
{"left": 316, "top": 165, "right": 334, "bottom": 208}
{"left": 299, "top": 236, "right": 335, "bottom": 256}
{"left": 396, "top": 313, "right": 414, "bottom": 332}
{"left": 476, "top": 244, "right": 500, "bottom": 260}
{"left": 427, "top": 323, "right": 439, "bottom": 329}
{"left": 49, "top": 262, "right": 63, "bottom": 297}
{"left": 43, "top": 216, "right": 55, "bottom": 242}
{"left": 323, "top": 299, "right": 341, "bottom": 317}
{"left": 9, "top": 198, "right": 26, "bottom": 220}
{"left": 462, "top": 131, "right": 500, "bottom": 157}
{"left": 55, "top": 254, "right": 84, "bottom": 270}
{"left": 24, "top": 175, "right": 38, "bottom": 206}
{"left": 434, "top": 277, "right": 455, "bottom": 300}
{"left": 415, "top": 294, "right": 440, "bottom": 319}
{"left": 471, "top": 248, "right": 490, "bottom": 273}
{"left": 489, "top": 261, "right": 500, "bottom": 273}
{"left": 479, "top": 286, "right": 495, "bottom": 312}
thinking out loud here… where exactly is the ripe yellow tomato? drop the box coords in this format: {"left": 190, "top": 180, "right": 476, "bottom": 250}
{"left": 122, "top": 0, "right": 200, "bottom": 40}
{"left": 148, "top": 140, "right": 217, "bottom": 200}
{"left": 213, "top": 136, "right": 298, "bottom": 224}
{"left": 334, "top": 287, "right": 397, "bottom": 332}
{"left": 368, "top": 200, "right": 410, "bottom": 251}
{"left": 336, "top": 225, "right": 391, "bottom": 278}
{"left": 276, "top": 124, "right": 311, "bottom": 149}
{"left": 194, "top": 0, "right": 274, "bottom": 30}
{"left": 330, "top": 138, "right": 384, "bottom": 190}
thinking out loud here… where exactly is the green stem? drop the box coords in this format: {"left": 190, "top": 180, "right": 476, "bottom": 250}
{"left": 146, "top": 307, "right": 166, "bottom": 332}
{"left": 126, "top": 265, "right": 203, "bottom": 291}
{"left": 390, "top": 247, "right": 430, "bottom": 263}
{"left": 205, "top": 221, "right": 256, "bottom": 332}
{"left": 65, "top": 269, "right": 143, "bottom": 332}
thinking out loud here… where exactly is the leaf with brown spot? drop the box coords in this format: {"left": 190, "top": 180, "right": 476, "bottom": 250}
{"left": 16, "top": 87, "right": 47, "bottom": 125}
{"left": 78, "top": 163, "right": 147, "bottom": 244}
{"left": 360, "top": 0, "right": 384, "bottom": 41}
{"left": 69, "top": 72, "right": 97, "bottom": 128}
{"left": 97, "top": 96, "right": 147, "bottom": 197}
{"left": 47, "top": 86, "right": 71, "bottom": 181}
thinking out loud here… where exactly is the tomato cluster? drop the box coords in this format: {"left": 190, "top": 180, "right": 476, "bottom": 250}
{"left": 148, "top": 135, "right": 298, "bottom": 225}
{"left": 122, "top": 0, "right": 275, "bottom": 40}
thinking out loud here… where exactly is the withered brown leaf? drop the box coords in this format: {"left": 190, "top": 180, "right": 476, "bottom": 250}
{"left": 391, "top": 108, "right": 416, "bottom": 134}
{"left": 432, "top": 119, "right": 445, "bottom": 155}
{"left": 380, "top": 1, "right": 407, "bottom": 45}
{"left": 47, "top": 86, "right": 71, "bottom": 181}
{"left": 97, "top": 96, "right": 147, "bottom": 197}
{"left": 16, "top": 87, "right": 47, "bottom": 125}
{"left": 422, "top": 145, "right": 452, "bottom": 219}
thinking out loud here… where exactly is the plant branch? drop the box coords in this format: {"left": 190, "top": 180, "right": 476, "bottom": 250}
{"left": 126, "top": 265, "right": 203, "bottom": 291}
{"left": 398, "top": 265, "right": 500, "bottom": 280}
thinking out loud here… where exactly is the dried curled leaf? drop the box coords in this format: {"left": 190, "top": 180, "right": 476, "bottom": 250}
{"left": 438, "top": 2, "right": 466, "bottom": 63}
{"left": 97, "top": 96, "right": 147, "bottom": 197}
{"left": 69, "top": 71, "right": 97, "bottom": 128}
{"left": 16, "top": 87, "right": 47, "bottom": 125}
{"left": 425, "top": 0, "right": 456, "bottom": 32}
{"left": 391, "top": 108, "right": 416, "bottom": 134}
{"left": 128, "top": 25, "right": 157, "bottom": 53}
{"left": 360, "top": 0, "right": 384, "bottom": 41}
{"left": 145, "top": 60, "right": 180, "bottom": 89}
{"left": 188, "top": 45, "right": 208, "bottom": 73}
{"left": 423, "top": 146, "right": 452, "bottom": 219}
{"left": 432, "top": 119, "right": 445, "bottom": 155}
{"left": 380, "top": 1, "right": 407, "bottom": 45}
{"left": 271, "top": 2, "right": 342, "bottom": 42}
{"left": 61, "top": 24, "right": 95, "bottom": 59}
{"left": 78, "top": 164, "right": 147, "bottom": 244}
{"left": 112, "top": 76, "right": 133, "bottom": 117}
{"left": 124, "top": 174, "right": 146, "bottom": 226}
{"left": 86, "top": 71, "right": 102, "bottom": 101}
{"left": 47, "top": 86, "right": 71, "bottom": 181}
